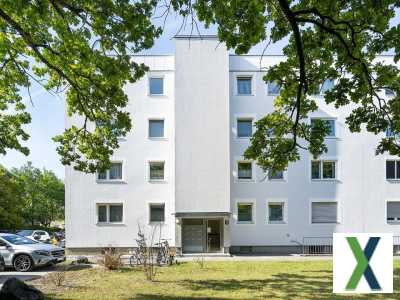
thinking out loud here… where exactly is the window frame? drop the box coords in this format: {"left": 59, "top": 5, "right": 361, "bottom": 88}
{"left": 311, "top": 160, "right": 337, "bottom": 181}
{"left": 236, "top": 202, "right": 255, "bottom": 224}
{"left": 148, "top": 118, "right": 165, "bottom": 139}
{"left": 310, "top": 118, "right": 336, "bottom": 138}
{"left": 148, "top": 76, "right": 164, "bottom": 96}
{"left": 266, "top": 200, "right": 287, "bottom": 224}
{"left": 386, "top": 160, "right": 400, "bottom": 181}
{"left": 386, "top": 200, "right": 400, "bottom": 224}
{"left": 267, "top": 169, "right": 285, "bottom": 181}
{"left": 267, "top": 81, "right": 281, "bottom": 96}
{"left": 149, "top": 203, "right": 166, "bottom": 223}
{"left": 310, "top": 201, "right": 338, "bottom": 224}
{"left": 385, "top": 88, "right": 395, "bottom": 97}
{"left": 96, "top": 203, "right": 124, "bottom": 224}
{"left": 96, "top": 161, "right": 124, "bottom": 183}
{"left": 236, "top": 118, "right": 253, "bottom": 138}
{"left": 319, "top": 79, "right": 335, "bottom": 95}
{"left": 148, "top": 160, "right": 166, "bottom": 182}
{"left": 236, "top": 75, "right": 253, "bottom": 96}
{"left": 237, "top": 161, "right": 253, "bottom": 181}
{"left": 385, "top": 127, "right": 400, "bottom": 139}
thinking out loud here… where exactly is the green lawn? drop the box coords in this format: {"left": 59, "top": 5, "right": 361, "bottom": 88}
{"left": 34, "top": 260, "right": 400, "bottom": 299}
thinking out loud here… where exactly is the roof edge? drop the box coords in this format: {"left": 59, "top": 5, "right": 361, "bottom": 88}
{"left": 174, "top": 34, "right": 218, "bottom": 40}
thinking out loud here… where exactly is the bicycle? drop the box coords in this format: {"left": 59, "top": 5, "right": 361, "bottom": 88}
{"left": 128, "top": 229, "right": 147, "bottom": 267}
{"left": 155, "top": 239, "right": 175, "bottom": 266}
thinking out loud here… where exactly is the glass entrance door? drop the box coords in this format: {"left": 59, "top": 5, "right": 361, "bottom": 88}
{"left": 207, "top": 219, "right": 222, "bottom": 252}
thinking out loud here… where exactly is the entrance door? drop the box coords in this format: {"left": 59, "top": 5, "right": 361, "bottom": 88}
{"left": 182, "top": 219, "right": 204, "bottom": 253}
{"left": 207, "top": 219, "right": 221, "bottom": 252}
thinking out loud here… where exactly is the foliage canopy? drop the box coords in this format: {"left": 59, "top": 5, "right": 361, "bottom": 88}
{"left": 1, "top": 1, "right": 400, "bottom": 172}
{"left": 0, "top": 163, "right": 64, "bottom": 229}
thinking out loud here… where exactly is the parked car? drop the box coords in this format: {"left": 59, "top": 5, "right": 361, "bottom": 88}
{"left": 0, "top": 233, "right": 65, "bottom": 272}
{"left": 51, "top": 231, "right": 65, "bottom": 241}
{"left": 0, "top": 253, "right": 5, "bottom": 271}
{"left": 16, "top": 230, "right": 51, "bottom": 243}
{"left": 58, "top": 239, "right": 66, "bottom": 248}
{"left": 49, "top": 231, "right": 65, "bottom": 248}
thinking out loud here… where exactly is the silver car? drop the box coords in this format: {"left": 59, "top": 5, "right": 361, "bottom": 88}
{"left": 0, "top": 233, "right": 66, "bottom": 272}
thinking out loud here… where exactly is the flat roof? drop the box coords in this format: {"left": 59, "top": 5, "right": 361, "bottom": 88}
{"left": 174, "top": 34, "right": 219, "bottom": 40}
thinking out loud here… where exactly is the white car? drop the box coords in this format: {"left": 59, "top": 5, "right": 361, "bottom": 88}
{"left": 0, "top": 233, "right": 65, "bottom": 271}
{"left": 16, "top": 230, "right": 51, "bottom": 243}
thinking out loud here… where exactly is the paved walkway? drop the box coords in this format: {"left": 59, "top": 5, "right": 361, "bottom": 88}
{"left": 176, "top": 254, "right": 333, "bottom": 262}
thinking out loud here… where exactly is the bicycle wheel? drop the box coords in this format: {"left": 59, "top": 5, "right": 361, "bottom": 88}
{"left": 156, "top": 250, "right": 163, "bottom": 266}
{"left": 129, "top": 255, "right": 138, "bottom": 267}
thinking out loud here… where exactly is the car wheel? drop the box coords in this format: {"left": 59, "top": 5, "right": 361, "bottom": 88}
{"left": 13, "top": 254, "right": 33, "bottom": 272}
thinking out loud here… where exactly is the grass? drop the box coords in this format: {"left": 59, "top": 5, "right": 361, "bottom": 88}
{"left": 32, "top": 260, "right": 400, "bottom": 300}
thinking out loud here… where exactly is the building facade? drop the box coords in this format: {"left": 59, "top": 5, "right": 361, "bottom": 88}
{"left": 65, "top": 36, "right": 400, "bottom": 254}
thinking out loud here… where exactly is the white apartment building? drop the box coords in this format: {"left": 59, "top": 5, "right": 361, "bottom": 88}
{"left": 65, "top": 36, "right": 400, "bottom": 255}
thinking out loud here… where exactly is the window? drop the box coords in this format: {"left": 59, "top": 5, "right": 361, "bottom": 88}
{"left": 267, "top": 81, "right": 280, "bottom": 95}
{"left": 97, "top": 162, "right": 123, "bottom": 181}
{"left": 386, "top": 127, "right": 394, "bottom": 138}
{"left": 320, "top": 79, "right": 334, "bottom": 94}
{"left": 98, "top": 205, "right": 107, "bottom": 222}
{"left": 109, "top": 163, "right": 122, "bottom": 180}
{"left": 237, "top": 119, "right": 252, "bottom": 138}
{"left": 95, "top": 119, "right": 120, "bottom": 136}
{"left": 149, "top": 161, "right": 165, "bottom": 181}
{"left": 311, "top": 202, "right": 337, "bottom": 223}
{"left": 150, "top": 204, "right": 165, "bottom": 222}
{"left": 98, "top": 171, "right": 107, "bottom": 180}
{"left": 149, "top": 77, "right": 163, "bottom": 95}
{"left": 386, "top": 127, "right": 400, "bottom": 139}
{"left": 97, "top": 204, "right": 123, "bottom": 223}
{"left": 311, "top": 118, "right": 335, "bottom": 137}
{"left": 385, "top": 88, "right": 395, "bottom": 97}
{"left": 387, "top": 202, "right": 400, "bottom": 223}
{"left": 311, "top": 161, "right": 336, "bottom": 180}
{"left": 149, "top": 119, "right": 164, "bottom": 138}
{"left": 237, "top": 203, "right": 253, "bottom": 222}
{"left": 268, "top": 203, "right": 284, "bottom": 223}
{"left": 386, "top": 160, "right": 400, "bottom": 180}
{"left": 238, "top": 162, "right": 252, "bottom": 180}
{"left": 109, "top": 205, "right": 123, "bottom": 222}
{"left": 268, "top": 170, "right": 284, "bottom": 180}
{"left": 237, "top": 77, "right": 252, "bottom": 95}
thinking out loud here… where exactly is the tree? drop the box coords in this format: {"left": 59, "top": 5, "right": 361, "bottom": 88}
{"left": 0, "top": 165, "right": 23, "bottom": 230}
{"left": 38, "top": 170, "right": 65, "bottom": 227}
{"left": 13, "top": 162, "right": 64, "bottom": 227}
{"left": 2, "top": 1, "right": 400, "bottom": 173}
{"left": 0, "top": 0, "right": 161, "bottom": 172}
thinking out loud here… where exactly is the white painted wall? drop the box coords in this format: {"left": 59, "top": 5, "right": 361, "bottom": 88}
{"left": 65, "top": 56, "right": 176, "bottom": 248}
{"left": 229, "top": 55, "right": 400, "bottom": 247}
{"left": 174, "top": 37, "right": 230, "bottom": 213}
{"left": 65, "top": 38, "right": 400, "bottom": 250}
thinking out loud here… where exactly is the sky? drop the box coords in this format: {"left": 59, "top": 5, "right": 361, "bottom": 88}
{"left": 0, "top": 9, "right": 397, "bottom": 179}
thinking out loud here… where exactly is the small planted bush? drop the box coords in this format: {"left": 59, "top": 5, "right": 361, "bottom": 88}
{"left": 100, "top": 247, "right": 122, "bottom": 270}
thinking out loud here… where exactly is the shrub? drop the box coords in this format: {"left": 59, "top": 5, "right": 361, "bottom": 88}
{"left": 48, "top": 270, "right": 66, "bottom": 287}
{"left": 100, "top": 247, "right": 122, "bottom": 270}
{"left": 194, "top": 255, "right": 205, "bottom": 269}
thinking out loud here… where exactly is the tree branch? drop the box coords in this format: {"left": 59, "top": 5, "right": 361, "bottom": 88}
{"left": 277, "top": 0, "right": 307, "bottom": 151}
